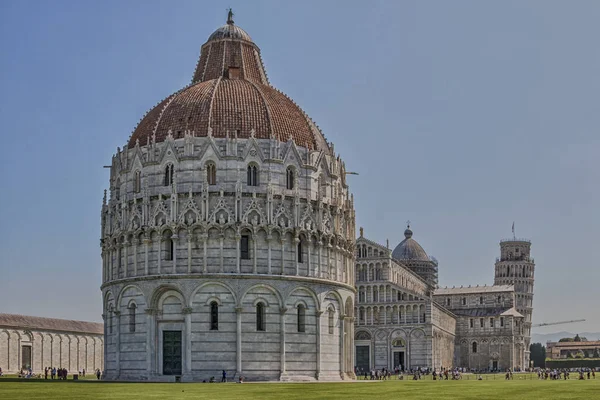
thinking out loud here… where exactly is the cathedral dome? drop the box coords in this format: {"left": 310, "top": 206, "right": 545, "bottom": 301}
{"left": 207, "top": 23, "right": 252, "bottom": 42}
{"left": 392, "top": 225, "right": 430, "bottom": 262}
{"left": 127, "top": 15, "right": 328, "bottom": 152}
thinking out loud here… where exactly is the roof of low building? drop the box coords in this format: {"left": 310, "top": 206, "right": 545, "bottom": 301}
{"left": 450, "top": 307, "right": 522, "bottom": 318}
{"left": 0, "top": 313, "right": 103, "bottom": 335}
{"left": 547, "top": 340, "right": 600, "bottom": 347}
{"left": 434, "top": 284, "right": 514, "bottom": 295}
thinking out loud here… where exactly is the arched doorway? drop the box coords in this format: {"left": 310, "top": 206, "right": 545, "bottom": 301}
{"left": 391, "top": 338, "right": 406, "bottom": 371}
{"left": 355, "top": 331, "right": 371, "bottom": 373}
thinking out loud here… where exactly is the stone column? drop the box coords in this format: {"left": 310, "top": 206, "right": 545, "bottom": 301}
{"left": 339, "top": 313, "right": 345, "bottom": 379}
{"left": 294, "top": 237, "right": 300, "bottom": 276}
{"left": 267, "top": 235, "right": 272, "bottom": 274}
{"left": 253, "top": 233, "right": 257, "bottom": 274}
{"left": 145, "top": 308, "right": 156, "bottom": 378}
{"left": 307, "top": 241, "right": 312, "bottom": 277}
{"left": 317, "top": 241, "right": 322, "bottom": 278}
{"left": 220, "top": 234, "right": 224, "bottom": 273}
{"left": 133, "top": 240, "right": 138, "bottom": 276}
{"left": 315, "top": 310, "right": 322, "bottom": 380}
{"left": 144, "top": 237, "right": 150, "bottom": 275}
{"left": 172, "top": 234, "right": 178, "bottom": 274}
{"left": 187, "top": 235, "right": 192, "bottom": 274}
{"left": 280, "top": 239, "right": 285, "bottom": 275}
{"left": 110, "top": 248, "right": 114, "bottom": 280}
{"left": 183, "top": 307, "right": 193, "bottom": 378}
{"left": 280, "top": 307, "right": 288, "bottom": 378}
{"left": 123, "top": 241, "right": 129, "bottom": 278}
{"left": 112, "top": 311, "right": 119, "bottom": 378}
{"left": 157, "top": 239, "right": 162, "bottom": 274}
{"left": 236, "top": 234, "right": 241, "bottom": 273}
{"left": 235, "top": 307, "right": 243, "bottom": 376}
{"left": 202, "top": 234, "right": 208, "bottom": 273}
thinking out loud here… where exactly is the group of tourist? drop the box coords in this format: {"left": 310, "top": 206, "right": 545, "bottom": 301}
{"left": 537, "top": 368, "right": 596, "bottom": 380}
{"left": 44, "top": 367, "right": 69, "bottom": 380}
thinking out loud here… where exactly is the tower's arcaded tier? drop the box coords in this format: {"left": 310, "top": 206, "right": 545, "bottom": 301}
{"left": 494, "top": 239, "right": 535, "bottom": 368}
{"left": 100, "top": 15, "right": 356, "bottom": 382}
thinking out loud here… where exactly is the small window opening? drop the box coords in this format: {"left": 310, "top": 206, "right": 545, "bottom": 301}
{"left": 256, "top": 302, "right": 266, "bottom": 331}
{"left": 240, "top": 235, "right": 250, "bottom": 260}
{"left": 210, "top": 301, "right": 219, "bottom": 331}
{"left": 297, "top": 305, "right": 306, "bottom": 333}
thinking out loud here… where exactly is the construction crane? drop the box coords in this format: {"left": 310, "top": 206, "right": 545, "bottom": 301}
{"left": 532, "top": 319, "right": 586, "bottom": 328}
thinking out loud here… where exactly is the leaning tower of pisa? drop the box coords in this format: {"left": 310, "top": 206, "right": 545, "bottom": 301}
{"left": 493, "top": 236, "right": 535, "bottom": 369}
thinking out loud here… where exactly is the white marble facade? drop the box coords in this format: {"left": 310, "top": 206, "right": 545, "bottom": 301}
{"left": 100, "top": 123, "right": 356, "bottom": 383}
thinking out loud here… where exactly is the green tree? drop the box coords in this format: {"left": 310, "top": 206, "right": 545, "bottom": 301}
{"left": 530, "top": 343, "right": 546, "bottom": 367}
{"left": 559, "top": 337, "right": 574, "bottom": 342}
{"left": 574, "top": 334, "right": 581, "bottom": 342}
{"left": 594, "top": 348, "right": 600, "bottom": 358}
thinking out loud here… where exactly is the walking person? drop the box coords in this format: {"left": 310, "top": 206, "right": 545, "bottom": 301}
{"left": 222, "top": 370, "right": 227, "bottom": 383}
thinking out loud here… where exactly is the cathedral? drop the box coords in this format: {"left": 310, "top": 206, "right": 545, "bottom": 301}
{"left": 99, "top": 14, "right": 534, "bottom": 381}
{"left": 354, "top": 225, "right": 534, "bottom": 373}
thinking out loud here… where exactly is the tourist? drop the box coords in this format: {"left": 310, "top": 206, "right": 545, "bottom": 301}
{"left": 96, "top": 369, "right": 101, "bottom": 380}
{"left": 222, "top": 370, "right": 227, "bottom": 383}
{"left": 82, "top": 368, "right": 86, "bottom": 377}
{"left": 0, "top": 367, "right": 3, "bottom": 377}
{"left": 45, "top": 367, "right": 48, "bottom": 379}
{"left": 51, "top": 367, "right": 56, "bottom": 380}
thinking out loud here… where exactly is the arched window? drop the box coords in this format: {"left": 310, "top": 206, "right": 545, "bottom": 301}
{"left": 129, "top": 303, "right": 137, "bottom": 333}
{"left": 206, "top": 162, "right": 216, "bottom": 185}
{"left": 297, "top": 304, "right": 306, "bottom": 332}
{"left": 210, "top": 301, "right": 219, "bottom": 331}
{"left": 164, "top": 164, "right": 174, "bottom": 186}
{"left": 164, "top": 235, "right": 174, "bottom": 261}
{"left": 256, "top": 302, "right": 266, "bottom": 331}
{"left": 297, "top": 240, "right": 303, "bottom": 263}
{"left": 286, "top": 166, "right": 295, "bottom": 190}
{"left": 472, "top": 342, "right": 478, "bottom": 353}
{"left": 134, "top": 171, "right": 141, "bottom": 193}
{"left": 328, "top": 308, "right": 335, "bottom": 334}
{"left": 247, "top": 164, "right": 258, "bottom": 186}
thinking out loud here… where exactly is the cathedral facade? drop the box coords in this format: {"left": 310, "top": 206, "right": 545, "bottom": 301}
{"left": 354, "top": 227, "right": 534, "bottom": 372}
{"left": 100, "top": 15, "right": 356, "bottom": 382}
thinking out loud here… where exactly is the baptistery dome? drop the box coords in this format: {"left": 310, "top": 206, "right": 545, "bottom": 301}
{"left": 100, "top": 13, "right": 356, "bottom": 383}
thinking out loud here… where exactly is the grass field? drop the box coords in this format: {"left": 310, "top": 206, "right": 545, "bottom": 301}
{"left": 0, "top": 377, "right": 597, "bottom": 400}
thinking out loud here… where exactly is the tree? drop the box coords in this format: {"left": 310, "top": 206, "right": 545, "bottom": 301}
{"left": 574, "top": 334, "right": 581, "bottom": 342}
{"left": 594, "top": 348, "right": 600, "bottom": 358}
{"left": 559, "top": 337, "right": 574, "bottom": 342}
{"left": 530, "top": 343, "right": 546, "bottom": 367}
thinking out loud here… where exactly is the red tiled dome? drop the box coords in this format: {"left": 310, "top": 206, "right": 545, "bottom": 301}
{"left": 128, "top": 18, "right": 329, "bottom": 152}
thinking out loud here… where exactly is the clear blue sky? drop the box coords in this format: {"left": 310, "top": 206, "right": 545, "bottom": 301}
{"left": 0, "top": 0, "right": 598, "bottom": 334}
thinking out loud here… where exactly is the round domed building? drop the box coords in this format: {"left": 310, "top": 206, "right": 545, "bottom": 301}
{"left": 392, "top": 225, "right": 439, "bottom": 287}
{"left": 100, "top": 13, "right": 356, "bottom": 382}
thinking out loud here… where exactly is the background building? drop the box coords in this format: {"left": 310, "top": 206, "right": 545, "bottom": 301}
{"left": 0, "top": 313, "right": 103, "bottom": 374}
{"left": 100, "top": 14, "right": 356, "bottom": 382}
{"left": 355, "top": 227, "right": 533, "bottom": 372}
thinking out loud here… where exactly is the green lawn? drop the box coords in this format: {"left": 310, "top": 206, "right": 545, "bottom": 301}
{"left": 0, "top": 377, "right": 597, "bottom": 400}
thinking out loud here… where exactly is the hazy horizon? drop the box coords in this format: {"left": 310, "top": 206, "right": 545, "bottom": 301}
{"left": 0, "top": 0, "right": 598, "bottom": 333}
